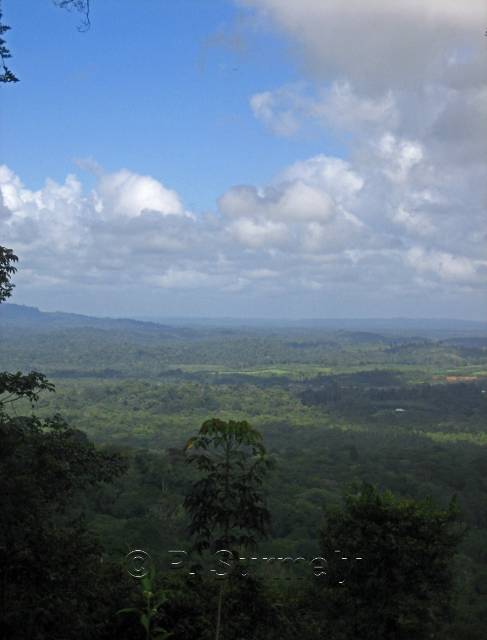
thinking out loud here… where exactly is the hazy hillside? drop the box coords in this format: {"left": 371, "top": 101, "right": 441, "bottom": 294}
{"left": 2, "top": 303, "right": 487, "bottom": 337}
{"left": 0, "top": 303, "right": 197, "bottom": 337}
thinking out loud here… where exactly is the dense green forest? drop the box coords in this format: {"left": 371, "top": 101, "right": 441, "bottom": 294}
{"left": 2, "top": 292, "right": 487, "bottom": 637}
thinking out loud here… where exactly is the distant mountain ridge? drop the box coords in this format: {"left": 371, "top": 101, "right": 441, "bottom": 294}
{"left": 0, "top": 303, "right": 195, "bottom": 336}
{"left": 1, "top": 304, "right": 486, "bottom": 337}
{"left": 134, "top": 314, "right": 487, "bottom": 334}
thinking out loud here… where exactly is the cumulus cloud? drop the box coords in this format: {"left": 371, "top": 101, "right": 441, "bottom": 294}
{"left": 221, "top": 182, "right": 336, "bottom": 223}
{"left": 250, "top": 87, "right": 305, "bottom": 136}
{"left": 314, "top": 82, "right": 399, "bottom": 131}
{"left": 251, "top": 82, "right": 400, "bottom": 137}
{"left": 234, "top": 0, "right": 487, "bottom": 313}
{"left": 375, "top": 134, "right": 424, "bottom": 184}
{"left": 0, "top": 166, "right": 193, "bottom": 286}
{"left": 277, "top": 156, "right": 364, "bottom": 206}
{"left": 228, "top": 216, "right": 289, "bottom": 249}
{"left": 219, "top": 155, "right": 370, "bottom": 256}
{"left": 391, "top": 207, "right": 435, "bottom": 238}
{"left": 1, "top": 140, "right": 485, "bottom": 317}
{"left": 245, "top": 0, "right": 487, "bottom": 169}
{"left": 96, "top": 169, "right": 185, "bottom": 218}
{"left": 240, "top": 0, "right": 486, "bottom": 92}
{"left": 406, "top": 247, "right": 487, "bottom": 286}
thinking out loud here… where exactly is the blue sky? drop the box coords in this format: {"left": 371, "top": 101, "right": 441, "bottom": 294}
{"left": 2, "top": 0, "right": 340, "bottom": 209}
{"left": 1, "top": 1, "right": 486, "bottom": 319}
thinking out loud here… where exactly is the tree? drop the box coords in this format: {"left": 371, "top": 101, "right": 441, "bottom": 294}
{"left": 53, "top": 0, "right": 91, "bottom": 32}
{"left": 0, "top": 4, "right": 17, "bottom": 83}
{"left": 183, "top": 418, "right": 272, "bottom": 640}
{"left": 0, "top": 247, "right": 53, "bottom": 417}
{"left": 184, "top": 418, "right": 272, "bottom": 554}
{"left": 0, "top": 414, "right": 130, "bottom": 636}
{"left": 0, "top": 0, "right": 91, "bottom": 84}
{"left": 313, "top": 483, "right": 465, "bottom": 640}
{"left": 0, "top": 248, "right": 54, "bottom": 416}
{"left": 0, "top": 407, "right": 133, "bottom": 639}
{"left": 0, "top": 249, "right": 133, "bottom": 639}
{"left": 0, "top": 246, "right": 18, "bottom": 301}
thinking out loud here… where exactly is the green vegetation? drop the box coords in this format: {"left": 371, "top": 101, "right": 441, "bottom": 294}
{"left": 184, "top": 418, "right": 272, "bottom": 640}
{"left": 316, "top": 485, "right": 464, "bottom": 639}
{"left": 2, "top": 249, "right": 487, "bottom": 638}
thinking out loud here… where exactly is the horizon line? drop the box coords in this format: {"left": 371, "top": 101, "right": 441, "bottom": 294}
{"left": 3, "top": 303, "right": 486, "bottom": 325}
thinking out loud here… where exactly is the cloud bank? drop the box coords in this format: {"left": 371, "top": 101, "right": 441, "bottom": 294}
{"left": 1, "top": 145, "right": 485, "bottom": 317}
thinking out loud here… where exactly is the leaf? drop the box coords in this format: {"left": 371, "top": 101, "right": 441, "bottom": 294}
{"left": 140, "top": 612, "right": 150, "bottom": 631}
{"left": 116, "top": 607, "right": 139, "bottom": 616}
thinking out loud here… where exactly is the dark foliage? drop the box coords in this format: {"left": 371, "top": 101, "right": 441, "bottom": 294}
{"left": 184, "top": 418, "right": 272, "bottom": 554}
{"left": 311, "top": 484, "right": 465, "bottom": 639}
{"left": 0, "top": 247, "right": 18, "bottom": 301}
{"left": 0, "top": 6, "right": 18, "bottom": 83}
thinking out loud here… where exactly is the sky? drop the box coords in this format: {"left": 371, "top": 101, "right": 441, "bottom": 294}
{"left": 1, "top": 0, "right": 486, "bottom": 319}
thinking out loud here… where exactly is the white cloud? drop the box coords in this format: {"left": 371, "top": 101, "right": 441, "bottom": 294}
{"left": 1, "top": 2, "right": 485, "bottom": 317}
{"left": 220, "top": 155, "right": 363, "bottom": 226}
{"left": 250, "top": 82, "right": 399, "bottom": 137}
{"left": 151, "top": 268, "right": 216, "bottom": 289}
{"left": 236, "top": 0, "right": 486, "bottom": 315}
{"left": 243, "top": 0, "right": 487, "bottom": 223}
{"left": 220, "top": 180, "right": 336, "bottom": 224}
{"left": 376, "top": 134, "right": 424, "bottom": 184}
{"left": 219, "top": 155, "right": 370, "bottom": 256}
{"left": 278, "top": 155, "right": 363, "bottom": 207}
{"left": 96, "top": 169, "right": 184, "bottom": 218}
{"left": 250, "top": 89, "right": 301, "bottom": 136}
{"left": 313, "top": 82, "right": 399, "bottom": 131}
{"left": 228, "top": 217, "right": 288, "bottom": 249}
{"left": 391, "top": 207, "right": 435, "bottom": 237}
{"left": 0, "top": 165, "right": 38, "bottom": 212}
{"left": 240, "top": 0, "right": 486, "bottom": 92}
{"left": 406, "top": 247, "right": 487, "bottom": 285}
{"left": 2, "top": 142, "right": 485, "bottom": 316}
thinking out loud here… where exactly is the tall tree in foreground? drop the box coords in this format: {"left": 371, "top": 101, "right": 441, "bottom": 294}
{"left": 314, "top": 483, "right": 465, "bottom": 640}
{"left": 184, "top": 418, "right": 272, "bottom": 640}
